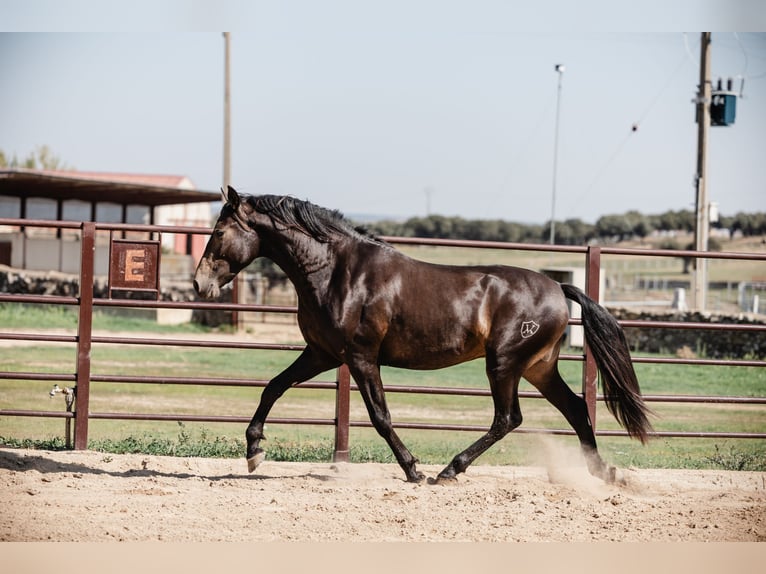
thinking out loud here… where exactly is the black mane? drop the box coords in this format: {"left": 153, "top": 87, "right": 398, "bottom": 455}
{"left": 248, "top": 194, "right": 384, "bottom": 244}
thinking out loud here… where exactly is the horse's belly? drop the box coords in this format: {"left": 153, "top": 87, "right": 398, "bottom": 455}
{"left": 378, "top": 329, "right": 485, "bottom": 370}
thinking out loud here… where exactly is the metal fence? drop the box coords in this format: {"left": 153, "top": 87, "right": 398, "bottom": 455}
{"left": 1, "top": 218, "right": 765, "bottom": 462}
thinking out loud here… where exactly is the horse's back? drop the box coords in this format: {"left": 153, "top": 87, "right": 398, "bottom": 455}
{"left": 405, "top": 257, "right": 569, "bottom": 321}
{"left": 373, "top": 252, "right": 569, "bottom": 369}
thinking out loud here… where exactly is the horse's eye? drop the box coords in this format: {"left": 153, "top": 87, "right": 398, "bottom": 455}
{"left": 215, "top": 229, "right": 224, "bottom": 238}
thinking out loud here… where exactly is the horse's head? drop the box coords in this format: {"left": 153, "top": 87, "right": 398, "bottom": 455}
{"left": 193, "top": 186, "right": 260, "bottom": 299}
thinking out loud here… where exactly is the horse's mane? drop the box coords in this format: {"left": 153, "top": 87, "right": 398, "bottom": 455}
{"left": 248, "top": 194, "right": 385, "bottom": 244}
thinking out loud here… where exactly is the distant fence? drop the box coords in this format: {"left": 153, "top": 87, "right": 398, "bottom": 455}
{"left": 1, "top": 218, "right": 765, "bottom": 461}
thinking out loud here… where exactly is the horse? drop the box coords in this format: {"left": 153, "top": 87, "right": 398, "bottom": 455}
{"left": 193, "top": 186, "right": 653, "bottom": 484}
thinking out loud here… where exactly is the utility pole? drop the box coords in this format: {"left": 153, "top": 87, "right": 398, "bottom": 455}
{"left": 693, "top": 32, "right": 711, "bottom": 311}
{"left": 222, "top": 32, "right": 237, "bottom": 329}
{"left": 223, "top": 32, "right": 232, "bottom": 190}
{"left": 550, "top": 64, "right": 565, "bottom": 245}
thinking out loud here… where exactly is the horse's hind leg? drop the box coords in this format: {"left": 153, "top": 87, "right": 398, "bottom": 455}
{"left": 524, "top": 360, "right": 617, "bottom": 483}
{"left": 434, "top": 354, "right": 524, "bottom": 484}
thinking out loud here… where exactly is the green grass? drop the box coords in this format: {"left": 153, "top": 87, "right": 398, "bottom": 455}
{"left": 1, "top": 341, "right": 764, "bottom": 471}
{"left": 1, "top": 299, "right": 765, "bottom": 472}
{"left": 0, "top": 302, "right": 223, "bottom": 334}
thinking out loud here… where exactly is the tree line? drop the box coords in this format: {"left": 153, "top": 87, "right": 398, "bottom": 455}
{"left": 0, "top": 146, "right": 70, "bottom": 170}
{"left": 3, "top": 147, "right": 763, "bottom": 244}
{"left": 363, "top": 209, "right": 766, "bottom": 245}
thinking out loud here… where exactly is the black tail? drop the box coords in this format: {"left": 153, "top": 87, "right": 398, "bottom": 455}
{"left": 561, "top": 284, "right": 653, "bottom": 443}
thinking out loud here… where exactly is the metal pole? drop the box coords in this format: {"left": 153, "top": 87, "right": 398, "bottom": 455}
{"left": 333, "top": 365, "right": 351, "bottom": 463}
{"left": 550, "top": 64, "right": 565, "bottom": 245}
{"left": 583, "top": 245, "right": 602, "bottom": 428}
{"left": 693, "top": 33, "right": 711, "bottom": 311}
{"left": 223, "top": 32, "right": 232, "bottom": 190}
{"left": 74, "top": 222, "right": 95, "bottom": 450}
{"left": 424, "top": 186, "right": 433, "bottom": 217}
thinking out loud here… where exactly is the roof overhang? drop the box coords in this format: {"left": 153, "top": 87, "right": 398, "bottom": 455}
{"left": 0, "top": 169, "right": 221, "bottom": 207}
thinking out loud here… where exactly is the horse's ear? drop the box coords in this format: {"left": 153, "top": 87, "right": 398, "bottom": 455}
{"left": 222, "top": 185, "right": 241, "bottom": 210}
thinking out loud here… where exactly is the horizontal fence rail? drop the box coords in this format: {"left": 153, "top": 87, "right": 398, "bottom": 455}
{"left": 1, "top": 217, "right": 765, "bottom": 461}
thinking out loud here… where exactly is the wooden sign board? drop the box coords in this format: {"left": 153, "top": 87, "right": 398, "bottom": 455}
{"left": 108, "top": 239, "right": 161, "bottom": 299}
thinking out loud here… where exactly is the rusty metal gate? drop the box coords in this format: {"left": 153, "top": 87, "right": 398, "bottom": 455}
{"left": 1, "top": 218, "right": 765, "bottom": 461}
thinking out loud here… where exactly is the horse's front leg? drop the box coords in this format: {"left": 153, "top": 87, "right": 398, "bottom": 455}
{"left": 246, "top": 347, "right": 340, "bottom": 472}
{"left": 348, "top": 359, "right": 424, "bottom": 483}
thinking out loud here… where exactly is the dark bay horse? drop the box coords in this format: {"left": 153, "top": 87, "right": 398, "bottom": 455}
{"left": 194, "top": 186, "right": 652, "bottom": 484}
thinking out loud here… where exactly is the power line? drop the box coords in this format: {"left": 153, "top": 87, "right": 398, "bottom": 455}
{"left": 683, "top": 32, "right": 698, "bottom": 69}
{"left": 495, "top": 87, "right": 557, "bottom": 201}
{"left": 565, "top": 46, "right": 692, "bottom": 217}
{"left": 733, "top": 32, "right": 749, "bottom": 78}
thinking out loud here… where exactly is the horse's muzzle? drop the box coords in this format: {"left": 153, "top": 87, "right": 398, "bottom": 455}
{"left": 192, "top": 276, "right": 220, "bottom": 300}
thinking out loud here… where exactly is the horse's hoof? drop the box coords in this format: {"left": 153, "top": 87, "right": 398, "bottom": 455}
{"left": 407, "top": 472, "right": 426, "bottom": 484}
{"left": 246, "top": 449, "right": 265, "bottom": 473}
{"left": 602, "top": 465, "right": 628, "bottom": 486}
{"left": 612, "top": 467, "right": 627, "bottom": 486}
{"left": 427, "top": 475, "right": 458, "bottom": 486}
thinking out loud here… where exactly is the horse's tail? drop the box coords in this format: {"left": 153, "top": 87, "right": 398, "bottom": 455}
{"left": 561, "top": 283, "right": 653, "bottom": 443}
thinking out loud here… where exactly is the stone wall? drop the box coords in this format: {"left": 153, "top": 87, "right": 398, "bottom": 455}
{"left": 0, "top": 265, "right": 207, "bottom": 326}
{"left": 0, "top": 264, "right": 196, "bottom": 302}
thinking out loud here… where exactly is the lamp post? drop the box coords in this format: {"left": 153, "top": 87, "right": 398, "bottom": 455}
{"left": 550, "top": 64, "right": 565, "bottom": 245}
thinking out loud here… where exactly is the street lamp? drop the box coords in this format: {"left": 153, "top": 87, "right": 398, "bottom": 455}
{"left": 550, "top": 64, "right": 565, "bottom": 245}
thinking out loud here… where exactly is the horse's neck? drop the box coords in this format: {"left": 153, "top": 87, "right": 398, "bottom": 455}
{"left": 264, "top": 231, "right": 337, "bottom": 299}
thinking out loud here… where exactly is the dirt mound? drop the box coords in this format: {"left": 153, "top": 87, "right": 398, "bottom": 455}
{"left": 1, "top": 447, "right": 764, "bottom": 542}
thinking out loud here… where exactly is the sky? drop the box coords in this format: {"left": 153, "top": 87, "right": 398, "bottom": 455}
{"left": 1, "top": 2, "right": 765, "bottom": 224}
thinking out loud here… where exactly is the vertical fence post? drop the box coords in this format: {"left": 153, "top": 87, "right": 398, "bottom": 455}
{"left": 582, "top": 245, "right": 602, "bottom": 429}
{"left": 73, "top": 222, "right": 95, "bottom": 450}
{"left": 333, "top": 364, "right": 351, "bottom": 462}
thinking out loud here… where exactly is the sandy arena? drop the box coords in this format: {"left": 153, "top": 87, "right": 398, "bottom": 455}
{"left": 1, "top": 446, "right": 764, "bottom": 542}
{"left": 2, "top": 325, "right": 765, "bottom": 543}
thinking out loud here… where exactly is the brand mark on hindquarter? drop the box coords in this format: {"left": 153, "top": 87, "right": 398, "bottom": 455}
{"left": 520, "top": 320, "right": 540, "bottom": 338}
